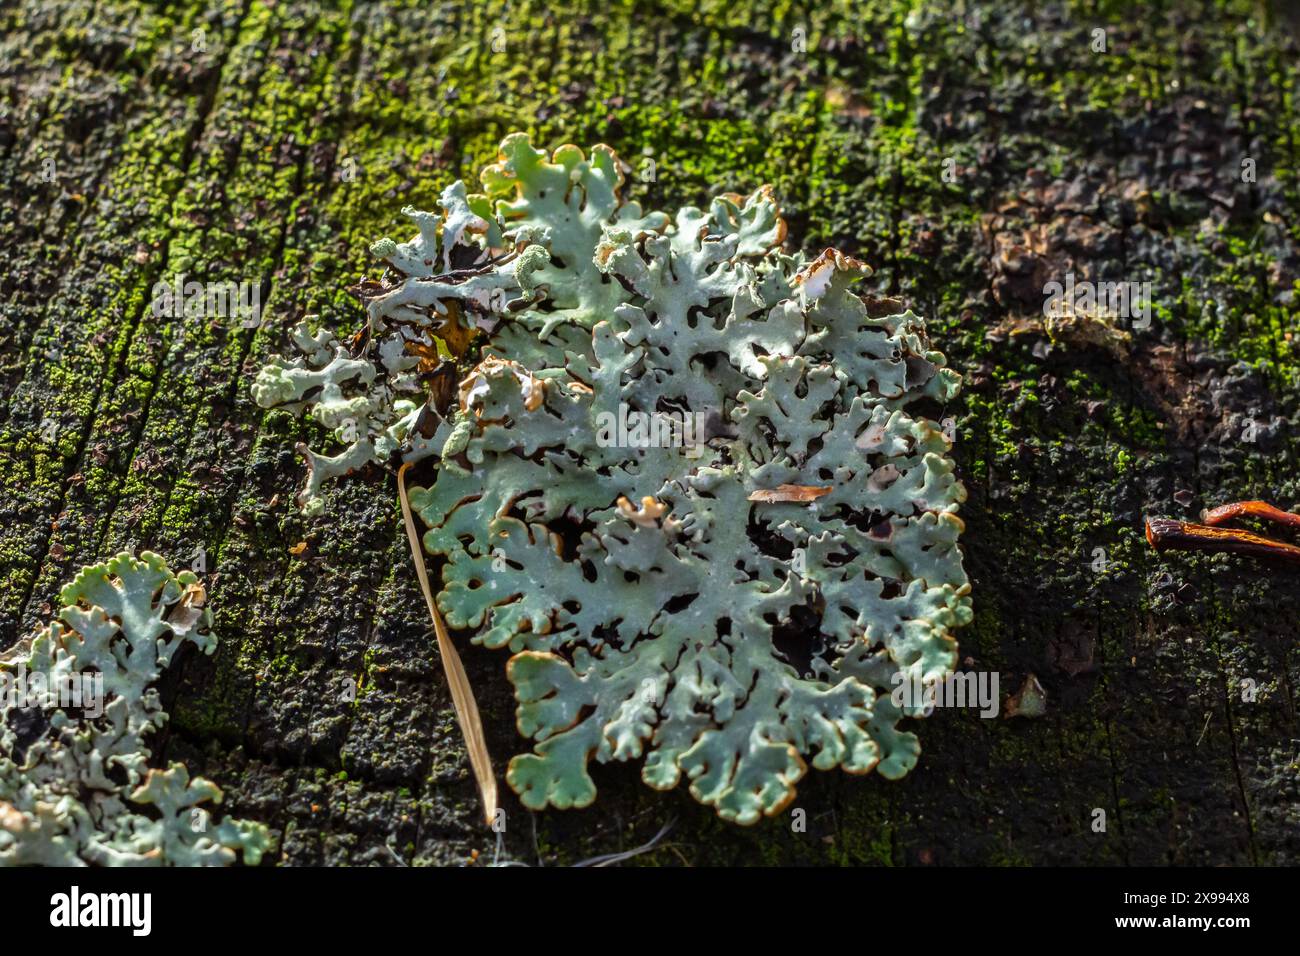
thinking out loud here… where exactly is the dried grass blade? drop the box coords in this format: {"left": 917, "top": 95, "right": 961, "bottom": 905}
{"left": 398, "top": 462, "right": 498, "bottom": 825}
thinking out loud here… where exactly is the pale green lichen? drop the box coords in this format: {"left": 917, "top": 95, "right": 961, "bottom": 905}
{"left": 0, "top": 552, "right": 269, "bottom": 866}
{"left": 259, "top": 133, "right": 971, "bottom": 824}
{"left": 252, "top": 322, "right": 434, "bottom": 516}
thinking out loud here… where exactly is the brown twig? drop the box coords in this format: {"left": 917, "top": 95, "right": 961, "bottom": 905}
{"left": 1201, "top": 499, "right": 1300, "bottom": 531}
{"left": 1144, "top": 515, "right": 1300, "bottom": 566}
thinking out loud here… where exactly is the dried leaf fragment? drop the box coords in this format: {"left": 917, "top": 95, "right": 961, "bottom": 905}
{"left": 1005, "top": 674, "right": 1048, "bottom": 718}
{"left": 747, "top": 484, "right": 834, "bottom": 503}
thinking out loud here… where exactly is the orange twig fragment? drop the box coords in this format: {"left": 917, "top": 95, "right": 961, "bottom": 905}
{"left": 1145, "top": 512, "right": 1300, "bottom": 567}
{"left": 1201, "top": 499, "right": 1300, "bottom": 532}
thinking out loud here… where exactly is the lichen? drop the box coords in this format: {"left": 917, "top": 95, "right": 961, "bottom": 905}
{"left": 0, "top": 552, "right": 269, "bottom": 866}
{"left": 258, "top": 133, "right": 971, "bottom": 824}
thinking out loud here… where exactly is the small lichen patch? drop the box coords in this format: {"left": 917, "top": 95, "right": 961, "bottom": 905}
{"left": 0, "top": 553, "right": 270, "bottom": 866}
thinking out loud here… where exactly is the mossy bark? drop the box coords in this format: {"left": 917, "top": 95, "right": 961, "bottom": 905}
{"left": 1, "top": 0, "right": 1298, "bottom": 865}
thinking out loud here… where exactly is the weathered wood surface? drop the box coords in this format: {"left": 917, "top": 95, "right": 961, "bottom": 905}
{"left": 2, "top": 0, "right": 1298, "bottom": 865}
